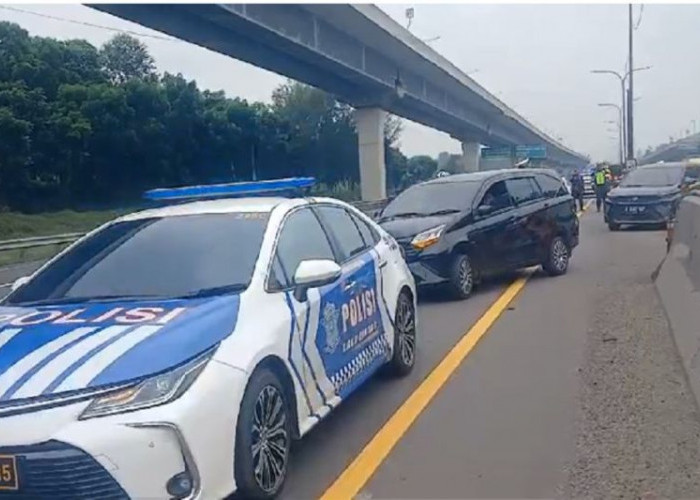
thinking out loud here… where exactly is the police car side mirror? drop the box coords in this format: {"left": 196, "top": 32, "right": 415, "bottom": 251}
{"left": 11, "top": 276, "right": 30, "bottom": 293}
{"left": 293, "top": 259, "right": 341, "bottom": 302}
{"left": 476, "top": 204, "right": 494, "bottom": 217}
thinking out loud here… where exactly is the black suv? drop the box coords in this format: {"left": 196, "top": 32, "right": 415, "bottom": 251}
{"left": 379, "top": 169, "right": 579, "bottom": 299}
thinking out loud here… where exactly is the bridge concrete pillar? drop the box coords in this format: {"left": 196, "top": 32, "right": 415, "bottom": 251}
{"left": 355, "top": 107, "right": 386, "bottom": 201}
{"left": 460, "top": 141, "right": 481, "bottom": 172}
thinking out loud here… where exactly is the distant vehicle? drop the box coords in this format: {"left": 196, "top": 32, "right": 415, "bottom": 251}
{"left": 0, "top": 178, "right": 417, "bottom": 499}
{"left": 583, "top": 171, "right": 595, "bottom": 197}
{"left": 378, "top": 168, "right": 579, "bottom": 299}
{"left": 605, "top": 162, "right": 695, "bottom": 230}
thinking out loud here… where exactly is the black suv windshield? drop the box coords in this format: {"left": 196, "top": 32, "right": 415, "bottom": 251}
{"left": 4, "top": 212, "right": 269, "bottom": 305}
{"left": 382, "top": 181, "right": 480, "bottom": 219}
{"left": 620, "top": 167, "right": 684, "bottom": 187}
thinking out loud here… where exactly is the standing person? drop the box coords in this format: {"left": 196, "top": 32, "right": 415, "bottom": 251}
{"left": 570, "top": 168, "right": 585, "bottom": 212}
{"left": 594, "top": 164, "right": 609, "bottom": 212}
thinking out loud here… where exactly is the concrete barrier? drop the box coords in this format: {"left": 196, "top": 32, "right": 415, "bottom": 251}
{"left": 655, "top": 194, "right": 700, "bottom": 405}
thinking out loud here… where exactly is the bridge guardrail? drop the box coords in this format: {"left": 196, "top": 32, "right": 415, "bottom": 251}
{"left": 656, "top": 194, "right": 700, "bottom": 409}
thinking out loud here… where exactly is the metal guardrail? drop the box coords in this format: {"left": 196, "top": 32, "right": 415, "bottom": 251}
{"left": 352, "top": 199, "right": 388, "bottom": 218}
{"left": 0, "top": 232, "right": 84, "bottom": 252}
{"left": 0, "top": 199, "right": 389, "bottom": 255}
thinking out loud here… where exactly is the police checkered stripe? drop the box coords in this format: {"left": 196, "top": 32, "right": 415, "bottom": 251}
{"left": 329, "top": 336, "right": 388, "bottom": 393}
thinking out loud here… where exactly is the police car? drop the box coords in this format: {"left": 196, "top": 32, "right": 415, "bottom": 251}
{"left": 0, "top": 178, "right": 417, "bottom": 499}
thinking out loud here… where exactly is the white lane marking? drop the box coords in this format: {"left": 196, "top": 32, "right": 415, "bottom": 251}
{"left": 0, "top": 327, "right": 97, "bottom": 397}
{"left": 0, "top": 328, "right": 21, "bottom": 351}
{"left": 12, "top": 325, "right": 132, "bottom": 399}
{"left": 54, "top": 325, "right": 162, "bottom": 393}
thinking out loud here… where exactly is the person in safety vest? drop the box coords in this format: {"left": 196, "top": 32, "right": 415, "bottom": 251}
{"left": 594, "top": 164, "right": 609, "bottom": 213}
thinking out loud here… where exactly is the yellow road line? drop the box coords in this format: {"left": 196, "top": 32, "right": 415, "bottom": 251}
{"left": 320, "top": 275, "right": 531, "bottom": 500}
{"left": 320, "top": 200, "right": 589, "bottom": 500}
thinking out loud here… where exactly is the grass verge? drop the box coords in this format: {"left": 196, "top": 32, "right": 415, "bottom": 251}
{"left": 0, "top": 209, "right": 126, "bottom": 268}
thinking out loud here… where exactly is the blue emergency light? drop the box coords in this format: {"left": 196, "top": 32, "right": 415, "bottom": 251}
{"left": 143, "top": 177, "right": 316, "bottom": 202}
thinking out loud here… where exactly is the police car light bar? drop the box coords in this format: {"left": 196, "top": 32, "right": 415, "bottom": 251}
{"left": 143, "top": 177, "right": 316, "bottom": 201}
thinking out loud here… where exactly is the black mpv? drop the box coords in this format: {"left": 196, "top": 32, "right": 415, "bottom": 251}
{"left": 379, "top": 169, "right": 580, "bottom": 299}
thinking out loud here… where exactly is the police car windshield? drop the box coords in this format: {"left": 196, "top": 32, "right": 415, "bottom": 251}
{"left": 381, "top": 181, "right": 479, "bottom": 219}
{"left": 4, "top": 212, "right": 269, "bottom": 305}
{"left": 620, "top": 167, "right": 684, "bottom": 187}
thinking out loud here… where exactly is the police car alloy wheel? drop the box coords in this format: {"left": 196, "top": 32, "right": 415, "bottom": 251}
{"left": 543, "top": 236, "right": 569, "bottom": 276}
{"left": 387, "top": 292, "right": 416, "bottom": 376}
{"left": 235, "top": 367, "right": 291, "bottom": 499}
{"left": 448, "top": 253, "right": 474, "bottom": 299}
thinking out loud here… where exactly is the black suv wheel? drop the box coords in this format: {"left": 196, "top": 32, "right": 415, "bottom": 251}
{"left": 447, "top": 253, "right": 474, "bottom": 299}
{"left": 542, "top": 236, "right": 570, "bottom": 276}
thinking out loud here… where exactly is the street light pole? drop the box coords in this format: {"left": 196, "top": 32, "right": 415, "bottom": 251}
{"left": 599, "top": 103, "right": 623, "bottom": 165}
{"left": 591, "top": 65, "right": 651, "bottom": 165}
{"left": 628, "top": 3, "right": 635, "bottom": 163}
{"left": 605, "top": 120, "right": 623, "bottom": 164}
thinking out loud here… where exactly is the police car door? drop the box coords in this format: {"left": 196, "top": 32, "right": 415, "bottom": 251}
{"left": 269, "top": 206, "right": 342, "bottom": 418}
{"left": 313, "top": 205, "right": 388, "bottom": 401}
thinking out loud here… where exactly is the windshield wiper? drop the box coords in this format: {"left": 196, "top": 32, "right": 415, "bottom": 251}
{"left": 423, "top": 209, "right": 461, "bottom": 216}
{"left": 379, "top": 212, "right": 426, "bottom": 222}
{"left": 177, "top": 283, "right": 247, "bottom": 299}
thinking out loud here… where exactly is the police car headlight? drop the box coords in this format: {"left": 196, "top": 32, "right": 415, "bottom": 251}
{"left": 411, "top": 224, "right": 445, "bottom": 250}
{"left": 79, "top": 350, "right": 213, "bottom": 420}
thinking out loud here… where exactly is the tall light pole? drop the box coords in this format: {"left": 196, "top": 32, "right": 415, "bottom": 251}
{"left": 599, "top": 103, "right": 623, "bottom": 165}
{"left": 591, "top": 65, "right": 651, "bottom": 165}
{"left": 628, "top": 3, "right": 634, "bottom": 164}
{"left": 605, "top": 119, "right": 623, "bottom": 164}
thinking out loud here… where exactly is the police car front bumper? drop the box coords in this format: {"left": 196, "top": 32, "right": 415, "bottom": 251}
{"left": 0, "top": 360, "right": 246, "bottom": 500}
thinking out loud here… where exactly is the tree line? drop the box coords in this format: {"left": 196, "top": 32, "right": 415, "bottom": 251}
{"left": 0, "top": 22, "right": 437, "bottom": 213}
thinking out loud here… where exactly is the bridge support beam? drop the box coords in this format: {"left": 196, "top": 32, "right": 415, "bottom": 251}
{"left": 459, "top": 141, "right": 481, "bottom": 172}
{"left": 356, "top": 107, "right": 386, "bottom": 201}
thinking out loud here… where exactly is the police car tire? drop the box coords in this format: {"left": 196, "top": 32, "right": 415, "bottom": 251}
{"left": 448, "top": 253, "right": 474, "bottom": 300}
{"left": 387, "top": 292, "right": 417, "bottom": 377}
{"left": 608, "top": 222, "right": 621, "bottom": 231}
{"left": 543, "top": 236, "right": 569, "bottom": 276}
{"left": 234, "top": 367, "right": 291, "bottom": 499}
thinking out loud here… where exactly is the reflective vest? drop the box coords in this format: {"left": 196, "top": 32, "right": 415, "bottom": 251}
{"left": 595, "top": 171, "right": 606, "bottom": 185}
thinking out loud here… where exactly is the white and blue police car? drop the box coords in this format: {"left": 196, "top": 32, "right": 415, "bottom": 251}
{"left": 0, "top": 178, "right": 417, "bottom": 499}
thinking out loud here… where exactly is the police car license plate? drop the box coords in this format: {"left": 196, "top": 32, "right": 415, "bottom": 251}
{"left": 0, "top": 455, "right": 18, "bottom": 491}
{"left": 625, "top": 206, "right": 645, "bottom": 214}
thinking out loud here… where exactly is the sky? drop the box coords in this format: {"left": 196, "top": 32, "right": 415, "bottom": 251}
{"left": 1, "top": 3, "right": 699, "bottom": 163}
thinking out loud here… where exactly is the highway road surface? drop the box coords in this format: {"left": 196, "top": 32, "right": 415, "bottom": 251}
{"left": 3, "top": 208, "right": 700, "bottom": 499}
{"left": 282, "top": 207, "right": 700, "bottom": 500}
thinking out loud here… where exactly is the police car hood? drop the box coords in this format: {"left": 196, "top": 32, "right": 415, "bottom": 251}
{"left": 608, "top": 185, "right": 680, "bottom": 198}
{"left": 0, "top": 294, "right": 240, "bottom": 403}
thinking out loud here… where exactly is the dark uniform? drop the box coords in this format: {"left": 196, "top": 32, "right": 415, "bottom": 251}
{"left": 570, "top": 170, "right": 584, "bottom": 212}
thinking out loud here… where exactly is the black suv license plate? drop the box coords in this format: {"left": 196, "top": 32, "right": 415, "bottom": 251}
{"left": 0, "top": 455, "right": 18, "bottom": 491}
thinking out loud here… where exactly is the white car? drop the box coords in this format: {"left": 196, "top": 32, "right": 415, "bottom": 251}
{"left": 0, "top": 178, "right": 417, "bottom": 499}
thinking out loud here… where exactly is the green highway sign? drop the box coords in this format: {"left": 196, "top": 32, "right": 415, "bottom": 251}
{"left": 481, "top": 146, "right": 512, "bottom": 158}
{"left": 515, "top": 145, "right": 547, "bottom": 159}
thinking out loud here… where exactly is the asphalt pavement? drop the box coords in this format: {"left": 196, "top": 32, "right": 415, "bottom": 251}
{"left": 3, "top": 210, "right": 700, "bottom": 499}
{"left": 284, "top": 208, "right": 700, "bottom": 499}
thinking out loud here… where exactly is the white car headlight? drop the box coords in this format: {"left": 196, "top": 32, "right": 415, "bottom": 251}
{"left": 411, "top": 224, "right": 445, "bottom": 250}
{"left": 80, "top": 350, "right": 213, "bottom": 420}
